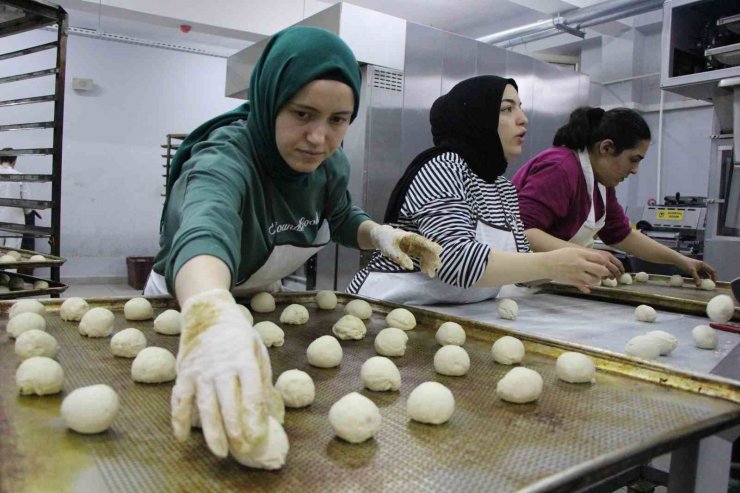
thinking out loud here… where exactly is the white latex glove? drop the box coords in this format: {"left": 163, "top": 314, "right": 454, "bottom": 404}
{"left": 370, "top": 224, "right": 442, "bottom": 278}
{"left": 172, "top": 289, "right": 285, "bottom": 461}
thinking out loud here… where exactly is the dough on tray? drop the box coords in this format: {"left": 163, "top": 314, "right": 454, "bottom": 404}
{"left": 374, "top": 327, "right": 408, "bottom": 357}
{"left": 491, "top": 335, "right": 525, "bottom": 365}
{"left": 110, "top": 328, "right": 147, "bottom": 358}
{"left": 315, "top": 290, "right": 338, "bottom": 310}
{"left": 306, "top": 335, "right": 342, "bottom": 368}
{"left": 254, "top": 321, "right": 285, "bottom": 347}
{"left": 435, "top": 321, "right": 466, "bottom": 346}
{"left": 275, "top": 369, "right": 315, "bottom": 408}
{"left": 9, "top": 299, "right": 45, "bottom": 319}
{"left": 79, "top": 307, "right": 115, "bottom": 338}
{"left": 385, "top": 308, "right": 416, "bottom": 330}
{"left": 706, "top": 294, "right": 734, "bottom": 323}
{"left": 153, "top": 309, "right": 181, "bottom": 335}
{"left": 7, "top": 312, "right": 46, "bottom": 338}
{"left": 15, "top": 329, "right": 59, "bottom": 359}
{"left": 329, "top": 392, "right": 381, "bottom": 443}
{"left": 60, "top": 297, "right": 89, "bottom": 321}
{"left": 497, "top": 367, "right": 543, "bottom": 403}
{"left": 497, "top": 298, "right": 518, "bottom": 320}
{"left": 406, "top": 381, "right": 455, "bottom": 424}
{"left": 16, "top": 356, "right": 64, "bottom": 395}
{"left": 433, "top": 345, "right": 470, "bottom": 376}
{"left": 625, "top": 335, "right": 661, "bottom": 359}
{"left": 361, "top": 356, "right": 401, "bottom": 391}
{"left": 124, "top": 297, "right": 153, "bottom": 321}
{"left": 280, "top": 304, "right": 309, "bottom": 325}
{"left": 344, "top": 299, "right": 372, "bottom": 320}
{"left": 61, "top": 384, "right": 119, "bottom": 434}
{"left": 555, "top": 352, "right": 595, "bottom": 383}
{"left": 250, "top": 292, "right": 276, "bottom": 313}
{"left": 634, "top": 304, "right": 657, "bottom": 323}
{"left": 332, "top": 314, "right": 366, "bottom": 340}
{"left": 131, "top": 347, "right": 176, "bottom": 383}
{"left": 692, "top": 325, "right": 718, "bottom": 349}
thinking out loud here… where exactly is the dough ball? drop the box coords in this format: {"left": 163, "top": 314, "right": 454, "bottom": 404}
{"left": 625, "top": 335, "right": 661, "bottom": 359}
{"left": 692, "top": 325, "right": 718, "bottom": 349}
{"left": 497, "top": 298, "right": 519, "bottom": 320}
{"left": 131, "top": 347, "right": 176, "bottom": 383}
{"left": 123, "top": 297, "right": 153, "bottom": 321}
{"left": 28, "top": 254, "right": 46, "bottom": 262}
{"left": 0, "top": 286, "right": 9, "bottom": 293}
{"left": 668, "top": 274, "right": 684, "bottom": 287}
{"left": 329, "top": 392, "right": 381, "bottom": 443}
{"left": 602, "top": 278, "right": 618, "bottom": 287}
{"left": 8, "top": 276, "right": 25, "bottom": 290}
{"left": 33, "top": 280, "right": 49, "bottom": 290}
{"left": 491, "top": 335, "right": 525, "bottom": 365}
{"left": 250, "top": 292, "right": 276, "bottom": 313}
{"left": 332, "top": 314, "right": 367, "bottom": 340}
{"left": 315, "top": 290, "right": 338, "bottom": 310}
{"left": 15, "top": 329, "right": 59, "bottom": 359}
{"left": 238, "top": 304, "right": 254, "bottom": 324}
{"left": 361, "top": 356, "right": 401, "bottom": 391}
{"left": 231, "top": 416, "right": 289, "bottom": 469}
{"left": 7, "top": 250, "right": 21, "bottom": 260}
{"left": 634, "top": 271, "right": 649, "bottom": 283}
{"left": 275, "top": 369, "right": 315, "bottom": 408}
{"left": 699, "top": 278, "right": 716, "bottom": 291}
{"left": 254, "top": 321, "right": 285, "bottom": 347}
{"left": 79, "top": 307, "right": 115, "bottom": 338}
{"left": 496, "top": 367, "right": 543, "bottom": 403}
{"left": 706, "top": 294, "right": 735, "bottom": 323}
{"left": 344, "top": 299, "right": 372, "bottom": 320}
{"left": 618, "top": 273, "right": 633, "bottom": 285}
{"left": 7, "top": 312, "right": 46, "bottom": 338}
{"left": 634, "top": 304, "right": 657, "bottom": 323}
{"left": 16, "top": 356, "right": 64, "bottom": 395}
{"left": 60, "top": 297, "right": 89, "bottom": 321}
{"left": 280, "top": 304, "right": 309, "bottom": 325}
{"left": 306, "top": 335, "right": 342, "bottom": 368}
{"left": 645, "top": 330, "right": 678, "bottom": 355}
{"left": 153, "top": 309, "right": 181, "bottom": 335}
{"left": 9, "top": 299, "right": 45, "bottom": 319}
{"left": 406, "top": 381, "right": 455, "bottom": 424}
{"left": 385, "top": 308, "right": 416, "bottom": 331}
{"left": 374, "top": 327, "right": 408, "bottom": 357}
{"left": 435, "top": 321, "right": 466, "bottom": 346}
{"left": 556, "top": 352, "right": 595, "bottom": 383}
{"left": 433, "top": 345, "right": 470, "bottom": 376}
{"left": 61, "top": 384, "right": 119, "bottom": 434}
{"left": 110, "top": 328, "right": 147, "bottom": 358}
{"left": 0, "top": 254, "right": 15, "bottom": 263}
{"left": 0, "top": 272, "right": 8, "bottom": 285}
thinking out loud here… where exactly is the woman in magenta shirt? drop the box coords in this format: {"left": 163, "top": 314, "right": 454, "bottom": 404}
{"left": 512, "top": 106, "right": 715, "bottom": 284}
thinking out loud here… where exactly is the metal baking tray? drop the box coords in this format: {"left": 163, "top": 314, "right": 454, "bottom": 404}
{"left": 541, "top": 274, "right": 740, "bottom": 321}
{"left": 1, "top": 293, "right": 738, "bottom": 493}
{"left": 0, "top": 271, "right": 67, "bottom": 299}
{"left": 705, "top": 42, "right": 740, "bottom": 66}
{"left": 717, "top": 13, "right": 740, "bottom": 35}
{"left": 0, "top": 246, "right": 65, "bottom": 268}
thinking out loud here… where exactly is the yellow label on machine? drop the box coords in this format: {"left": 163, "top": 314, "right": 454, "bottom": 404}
{"left": 656, "top": 210, "right": 684, "bottom": 221}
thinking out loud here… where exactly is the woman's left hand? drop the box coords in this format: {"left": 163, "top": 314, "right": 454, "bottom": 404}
{"left": 678, "top": 257, "right": 717, "bottom": 284}
{"left": 371, "top": 225, "right": 442, "bottom": 277}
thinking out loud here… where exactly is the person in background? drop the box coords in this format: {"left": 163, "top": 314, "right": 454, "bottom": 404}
{"left": 347, "top": 76, "right": 611, "bottom": 305}
{"left": 512, "top": 107, "right": 716, "bottom": 284}
{"left": 0, "top": 148, "right": 28, "bottom": 250}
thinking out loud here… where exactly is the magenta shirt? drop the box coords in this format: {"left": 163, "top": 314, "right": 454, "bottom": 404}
{"left": 511, "top": 147, "right": 631, "bottom": 245}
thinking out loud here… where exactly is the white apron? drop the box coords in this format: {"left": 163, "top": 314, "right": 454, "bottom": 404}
{"left": 357, "top": 221, "right": 518, "bottom": 305}
{"left": 569, "top": 150, "right": 607, "bottom": 248}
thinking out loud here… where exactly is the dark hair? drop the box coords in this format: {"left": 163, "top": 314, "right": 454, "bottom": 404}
{"left": 0, "top": 148, "right": 16, "bottom": 166}
{"left": 553, "top": 107, "right": 651, "bottom": 154}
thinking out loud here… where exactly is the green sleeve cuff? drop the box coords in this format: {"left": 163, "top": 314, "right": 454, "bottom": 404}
{"left": 166, "top": 237, "right": 237, "bottom": 294}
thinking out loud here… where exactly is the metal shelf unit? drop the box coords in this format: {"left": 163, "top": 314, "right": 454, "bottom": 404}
{"left": 160, "top": 133, "right": 186, "bottom": 198}
{"left": 0, "top": 0, "right": 67, "bottom": 287}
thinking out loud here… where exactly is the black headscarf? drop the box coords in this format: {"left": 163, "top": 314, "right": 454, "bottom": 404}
{"left": 385, "top": 75, "right": 517, "bottom": 222}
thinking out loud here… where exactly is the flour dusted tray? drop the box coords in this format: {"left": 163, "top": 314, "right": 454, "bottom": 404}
{"left": 1, "top": 293, "right": 739, "bottom": 493}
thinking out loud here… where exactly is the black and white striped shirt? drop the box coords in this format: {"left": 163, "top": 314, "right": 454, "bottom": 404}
{"left": 347, "top": 152, "right": 530, "bottom": 293}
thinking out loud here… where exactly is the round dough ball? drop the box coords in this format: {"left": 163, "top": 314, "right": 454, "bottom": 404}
{"left": 275, "top": 369, "right": 315, "bottom": 408}
{"left": 328, "top": 392, "right": 381, "bottom": 443}
{"left": 699, "top": 278, "right": 716, "bottom": 291}
{"left": 254, "top": 321, "right": 285, "bottom": 347}
{"left": 15, "top": 329, "right": 59, "bottom": 359}
{"left": 361, "top": 356, "right": 401, "bottom": 391}
{"left": 435, "top": 321, "right": 466, "bottom": 346}
{"left": 250, "top": 292, "right": 276, "bottom": 313}
{"left": 625, "top": 335, "right": 661, "bottom": 359}
{"left": 385, "top": 308, "right": 416, "bottom": 331}
{"left": 79, "top": 307, "right": 115, "bottom": 338}
{"left": 406, "top": 381, "right": 455, "bottom": 424}
{"left": 497, "top": 298, "right": 519, "bottom": 320}
{"left": 0, "top": 254, "right": 16, "bottom": 263}
{"left": 9, "top": 299, "right": 45, "bottom": 319}
{"left": 706, "top": 294, "right": 735, "bottom": 323}
{"left": 238, "top": 304, "right": 254, "bottom": 324}
{"left": 0, "top": 286, "right": 9, "bottom": 293}
{"left": 646, "top": 330, "right": 678, "bottom": 355}
{"left": 306, "top": 335, "right": 342, "bottom": 368}
{"left": 7, "top": 250, "right": 21, "bottom": 260}
{"left": 434, "top": 345, "right": 470, "bottom": 376}
{"left": 618, "top": 273, "right": 633, "bottom": 285}
{"left": 332, "top": 314, "right": 367, "bottom": 340}
{"left": 668, "top": 274, "right": 684, "bottom": 287}
{"left": 131, "top": 347, "right": 176, "bottom": 383}
{"left": 634, "top": 271, "right": 649, "bottom": 283}
{"left": 345, "top": 299, "right": 372, "bottom": 320}
{"left": 692, "top": 325, "right": 718, "bottom": 349}
{"left": 110, "top": 328, "right": 147, "bottom": 358}
{"left": 60, "top": 297, "right": 89, "bottom": 321}
{"left": 8, "top": 276, "right": 25, "bottom": 290}
{"left": 634, "top": 304, "right": 657, "bottom": 323}
{"left": 556, "top": 352, "right": 595, "bottom": 383}
{"left": 33, "top": 280, "right": 49, "bottom": 290}
{"left": 491, "top": 335, "right": 525, "bottom": 365}
{"left": 7, "top": 312, "right": 46, "bottom": 338}
{"left": 153, "top": 309, "right": 181, "bottom": 335}
{"left": 280, "top": 304, "right": 309, "bottom": 325}
{"left": 497, "top": 367, "right": 543, "bottom": 403}
{"left": 61, "top": 384, "right": 119, "bottom": 434}
{"left": 28, "top": 254, "right": 46, "bottom": 262}
{"left": 124, "top": 297, "right": 153, "bottom": 321}
{"left": 316, "top": 290, "right": 338, "bottom": 310}
{"left": 602, "top": 278, "right": 618, "bottom": 287}
{"left": 0, "top": 272, "right": 8, "bottom": 285}
{"left": 231, "top": 416, "right": 289, "bottom": 469}
{"left": 374, "top": 327, "right": 408, "bottom": 357}
{"left": 16, "top": 356, "right": 64, "bottom": 395}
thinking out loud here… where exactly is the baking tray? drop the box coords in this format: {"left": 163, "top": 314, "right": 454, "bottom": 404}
{"left": 0, "top": 271, "right": 67, "bottom": 299}
{"left": 1, "top": 293, "right": 739, "bottom": 493}
{"left": 0, "top": 246, "right": 65, "bottom": 268}
{"left": 705, "top": 42, "right": 740, "bottom": 66}
{"left": 541, "top": 274, "right": 740, "bottom": 321}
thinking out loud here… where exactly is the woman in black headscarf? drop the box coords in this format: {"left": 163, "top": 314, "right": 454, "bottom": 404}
{"left": 347, "top": 75, "right": 610, "bottom": 305}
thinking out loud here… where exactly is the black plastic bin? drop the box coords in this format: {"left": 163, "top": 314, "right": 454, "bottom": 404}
{"left": 126, "top": 256, "right": 154, "bottom": 290}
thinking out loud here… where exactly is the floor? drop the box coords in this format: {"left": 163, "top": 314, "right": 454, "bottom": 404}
{"left": 57, "top": 279, "right": 144, "bottom": 299}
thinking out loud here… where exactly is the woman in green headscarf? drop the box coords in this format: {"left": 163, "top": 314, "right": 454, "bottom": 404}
{"left": 147, "top": 26, "right": 441, "bottom": 468}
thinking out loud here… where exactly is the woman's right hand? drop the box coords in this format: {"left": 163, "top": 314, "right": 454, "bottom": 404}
{"left": 544, "top": 247, "right": 611, "bottom": 293}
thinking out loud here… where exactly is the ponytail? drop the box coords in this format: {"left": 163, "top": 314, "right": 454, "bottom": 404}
{"left": 553, "top": 106, "right": 650, "bottom": 154}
